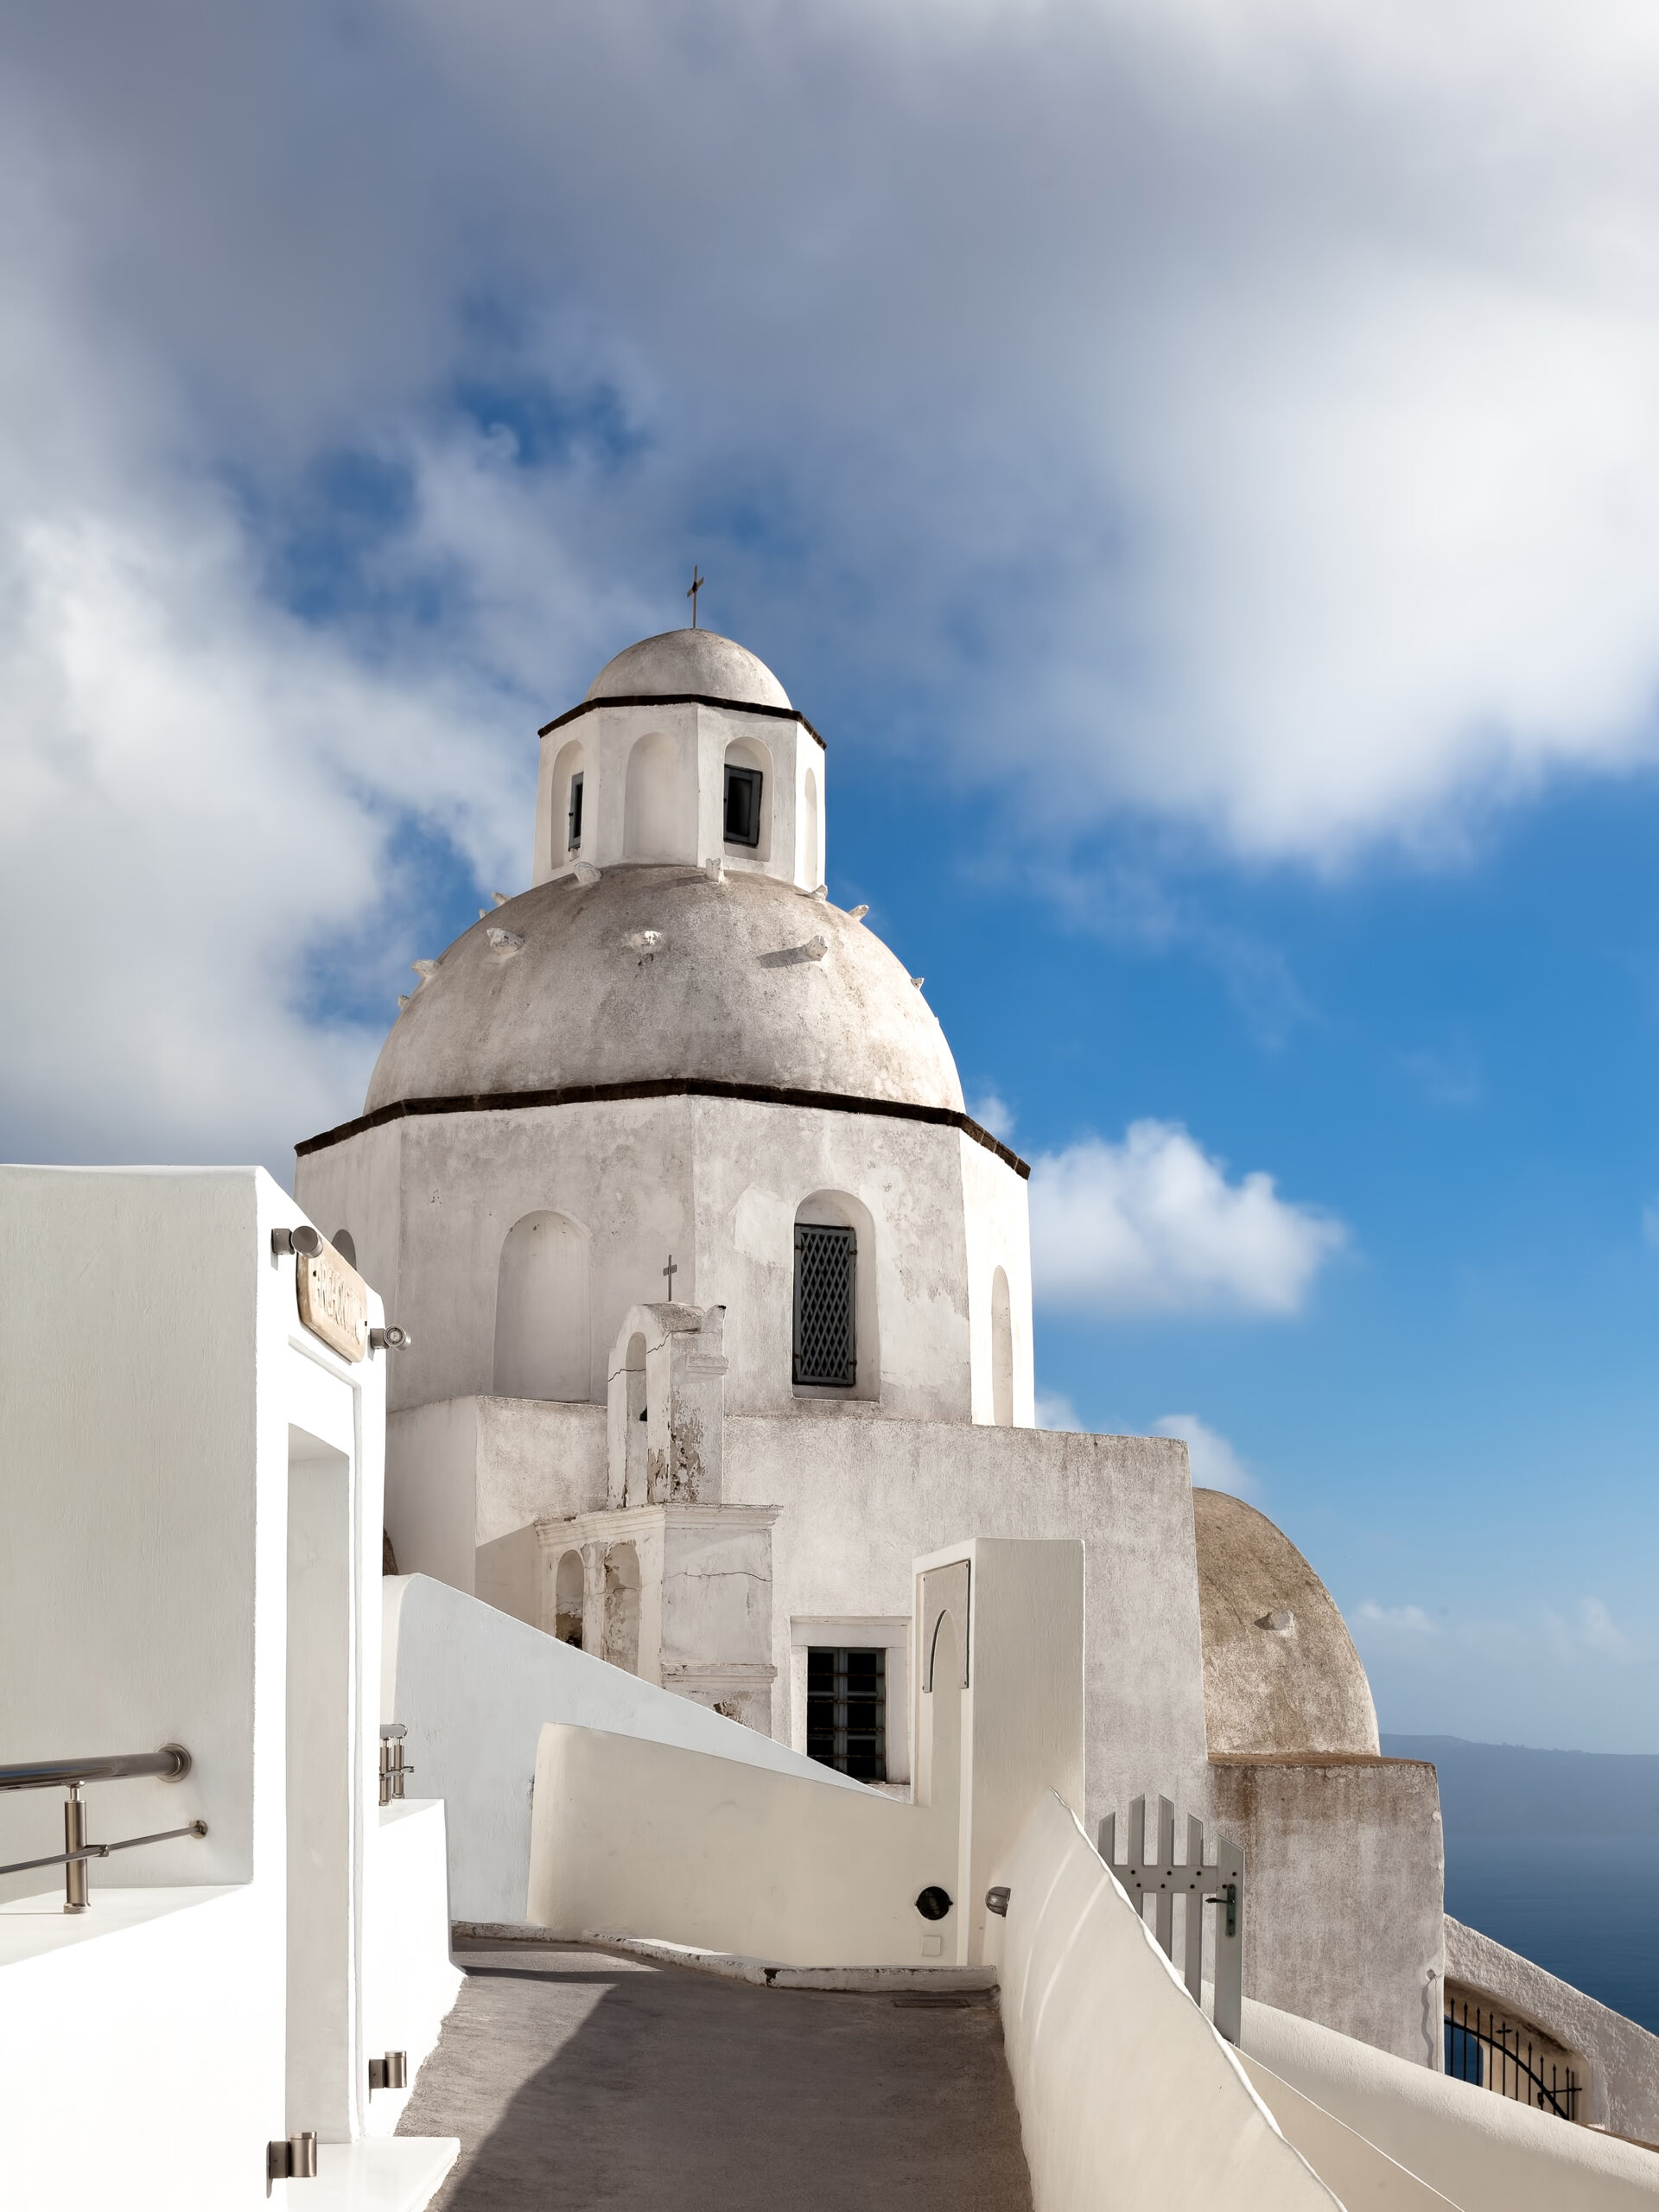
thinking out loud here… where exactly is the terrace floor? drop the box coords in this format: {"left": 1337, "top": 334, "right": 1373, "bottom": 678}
{"left": 399, "top": 1939, "right": 1033, "bottom": 2211}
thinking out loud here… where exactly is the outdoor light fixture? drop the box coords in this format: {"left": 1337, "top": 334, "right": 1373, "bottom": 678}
{"left": 271, "top": 1225, "right": 324, "bottom": 1258}
{"left": 985, "top": 1886, "right": 1011, "bottom": 1917}
{"left": 267, "top": 2133, "right": 318, "bottom": 2182}
{"left": 368, "top": 2052, "right": 408, "bottom": 2092}
{"left": 369, "top": 1325, "right": 411, "bottom": 1352}
{"left": 914, "top": 1885, "right": 953, "bottom": 1922}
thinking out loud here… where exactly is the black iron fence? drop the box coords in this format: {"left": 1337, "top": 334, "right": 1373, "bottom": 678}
{"left": 1444, "top": 1992, "right": 1580, "bottom": 2121}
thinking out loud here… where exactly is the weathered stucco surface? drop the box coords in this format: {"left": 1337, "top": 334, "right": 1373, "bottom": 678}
{"left": 1194, "top": 1487, "right": 1380, "bottom": 1757}
{"left": 584, "top": 626, "right": 791, "bottom": 707}
{"left": 1211, "top": 1754, "right": 1446, "bottom": 2063}
{"left": 1446, "top": 1912, "right": 1659, "bottom": 2139}
{"left": 302, "top": 1093, "right": 1029, "bottom": 1423}
{"left": 362, "top": 865, "right": 963, "bottom": 1116}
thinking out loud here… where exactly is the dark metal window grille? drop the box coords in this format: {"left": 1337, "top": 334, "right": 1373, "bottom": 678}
{"left": 807, "top": 1647, "right": 886, "bottom": 1781}
{"left": 1444, "top": 1994, "right": 1580, "bottom": 2121}
{"left": 793, "top": 1223, "right": 855, "bottom": 1387}
{"left": 568, "top": 772, "right": 584, "bottom": 851}
{"left": 724, "top": 764, "right": 762, "bottom": 847}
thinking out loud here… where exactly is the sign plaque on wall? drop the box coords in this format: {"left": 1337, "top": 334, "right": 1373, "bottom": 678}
{"left": 296, "top": 1241, "right": 370, "bottom": 1363}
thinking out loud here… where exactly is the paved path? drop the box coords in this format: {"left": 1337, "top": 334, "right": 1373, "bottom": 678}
{"left": 400, "top": 1941, "right": 1033, "bottom": 2210}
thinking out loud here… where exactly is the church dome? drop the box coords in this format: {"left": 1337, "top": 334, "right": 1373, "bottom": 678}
{"left": 365, "top": 865, "right": 963, "bottom": 1116}
{"left": 585, "top": 629, "right": 791, "bottom": 710}
{"left": 1192, "top": 1489, "right": 1380, "bottom": 1758}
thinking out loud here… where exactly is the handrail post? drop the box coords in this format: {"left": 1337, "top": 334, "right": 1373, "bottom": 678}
{"left": 63, "top": 1785, "right": 89, "bottom": 1914}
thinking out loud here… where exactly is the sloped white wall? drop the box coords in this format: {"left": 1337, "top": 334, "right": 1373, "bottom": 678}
{"left": 383, "top": 1573, "right": 862, "bottom": 1924}
{"left": 992, "top": 1791, "right": 1339, "bottom": 2212}
{"left": 1243, "top": 1994, "right": 1659, "bottom": 2209}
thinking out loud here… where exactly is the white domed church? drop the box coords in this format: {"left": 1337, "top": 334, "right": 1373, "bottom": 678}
{"left": 296, "top": 624, "right": 1444, "bottom": 2056}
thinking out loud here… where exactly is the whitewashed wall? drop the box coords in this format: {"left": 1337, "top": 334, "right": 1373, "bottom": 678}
{"left": 993, "top": 1792, "right": 1340, "bottom": 2212}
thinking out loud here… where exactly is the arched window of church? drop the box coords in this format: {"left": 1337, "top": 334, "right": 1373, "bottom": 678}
{"left": 800, "top": 766, "right": 821, "bottom": 887}
{"left": 551, "top": 738, "right": 585, "bottom": 857}
{"left": 332, "top": 1230, "right": 356, "bottom": 1269}
{"left": 493, "top": 1211, "right": 590, "bottom": 1402}
{"left": 623, "top": 731, "right": 684, "bottom": 861}
{"left": 792, "top": 1192, "right": 876, "bottom": 1396}
{"left": 991, "top": 1266, "right": 1013, "bottom": 1427}
{"left": 722, "top": 737, "right": 770, "bottom": 857}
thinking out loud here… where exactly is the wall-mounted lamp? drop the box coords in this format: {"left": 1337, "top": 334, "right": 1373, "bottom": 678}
{"left": 914, "top": 1885, "right": 953, "bottom": 1922}
{"left": 271, "top": 1226, "right": 324, "bottom": 1258}
{"left": 368, "top": 2052, "right": 409, "bottom": 2092}
{"left": 369, "top": 1325, "right": 411, "bottom": 1352}
{"left": 985, "top": 1886, "right": 1011, "bottom": 1918}
{"left": 268, "top": 2133, "right": 317, "bottom": 2181}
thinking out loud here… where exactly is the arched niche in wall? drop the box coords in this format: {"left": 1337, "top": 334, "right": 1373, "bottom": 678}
{"left": 623, "top": 729, "right": 687, "bottom": 861}
{"left": 991, "top": 1266, "right": 1014, "bottom": 1428}
{"left": 554, "top": 1549, "right": 584, "bottom": 1648}
{"left": 800, "top": 765, "right": 821, "bottom": 887}
{"left": 493, "top": 1210, "right": 591, "bottom": 1401}
{"left": 722, "top": 735, "right": 772, "bottom": 861}
{"left": 792, "top": 1190, "right": 879, "bottom": 1402}
{"left": 550, "top": 737, "right": 586, "bottom": 861}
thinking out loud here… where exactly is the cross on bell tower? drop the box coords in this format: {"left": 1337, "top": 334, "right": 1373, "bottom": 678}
{"left": 663, "top": 1253, "right": 677, "bottom": 1299}
{"left": 686, "top": 567, "right": 703, "bottom": 628}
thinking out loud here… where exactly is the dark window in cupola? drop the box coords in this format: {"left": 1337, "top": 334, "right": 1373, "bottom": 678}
{"left": 568, "top": 771, "right": 584, "bottom": 851}
{"left": 723, "top": 763, "right": 763, "bottom": 848}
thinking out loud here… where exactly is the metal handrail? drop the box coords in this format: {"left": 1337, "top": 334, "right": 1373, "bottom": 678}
{"left": 0, "top": 1744, "right": 202, "bottom": 1912}
{"left": 0, "top": 1745, "right": 192, "bottom": 1792}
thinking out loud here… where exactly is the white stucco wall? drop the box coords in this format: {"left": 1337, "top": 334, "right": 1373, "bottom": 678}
{"left": 383, "top": 1573, "right": 861, "bottom": 1923}
{"left": 1243, "top": 1992, "right": 1659, "bottom": 2207}
{"left": 302, "top": 1096, "right": 1027, "bottom": 1427}
{"left": 992, "top": 1791, "right": 1340, "bottom": 2212}
{"left": 361, "top": 1801, "right": 463, "bottom": 2138}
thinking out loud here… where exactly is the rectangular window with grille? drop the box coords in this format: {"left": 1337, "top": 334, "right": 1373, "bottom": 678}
{"left": 807, "top": 1647, "right": 886, "bottom": 1781}
{"left": 724, "top": 763, "right": 762, "bottom": 847}
{"left": 793, "top": 1222, "right": 856, "bottom": 1387}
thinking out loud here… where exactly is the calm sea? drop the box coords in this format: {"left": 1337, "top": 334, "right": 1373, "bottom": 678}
{"left": 1382, "top": 1736, "right": 1659, "bottom": 2036}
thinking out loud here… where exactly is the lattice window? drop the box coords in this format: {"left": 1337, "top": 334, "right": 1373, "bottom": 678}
{"left": 807, "top": 1647, "right": 886, "bottom": 1781}
{"left": 794, "top": 1223, "right": 856, "bottom": 1388}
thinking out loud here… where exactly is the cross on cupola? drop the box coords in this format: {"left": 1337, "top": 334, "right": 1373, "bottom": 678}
{"left": 663, "top": 1253, "right": 677, "bottom": 1299}
{"left": 686, "top": 567, "right": 703, "bottom": 628}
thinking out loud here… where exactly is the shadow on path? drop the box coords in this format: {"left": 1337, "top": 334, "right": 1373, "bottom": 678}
{"left": 400, "top": 1942, "right": 1033, "bottom": 2210}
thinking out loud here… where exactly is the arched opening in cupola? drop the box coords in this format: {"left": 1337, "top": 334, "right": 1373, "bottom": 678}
{"left": 493, "top": 1210, "right": 590, "bottom": 1401}
{"left": 800, "top": 766, "right": 821, "bottom": 887}
{"left": 623, "top": 730, "right": 686, "bottom": 861}
{"left": 551, "top": 737, "right": 585, "bottom": 858}
{"left": 722, "top": 736, "right": 771, "bottom": 860}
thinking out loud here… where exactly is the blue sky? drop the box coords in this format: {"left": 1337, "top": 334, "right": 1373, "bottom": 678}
{"left": 5, "top": 0, "right": 1659, "bottom": 1745}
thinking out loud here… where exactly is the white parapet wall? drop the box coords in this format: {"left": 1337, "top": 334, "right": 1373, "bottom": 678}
{"left": 1243, "top": 1988, "right": 1659, "bottom": 2208}
{"left": 383, "top": 1573, "right": 863, "bottom": 1925}
{"left": 991, "top": 1790, "right": 1342, "bottom": 2212}
{"left": 527, "top": 1721, "right": 958, "bottom": 1965}
{"left": 362, "top": 1801, "right": 464, "bottom": 2138}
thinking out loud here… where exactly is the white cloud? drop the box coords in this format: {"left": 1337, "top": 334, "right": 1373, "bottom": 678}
{"left": 1152, "top": 1413, "right": 1257, "bottom": 1498}
{"left": 1029, "top": 1121, "right": 1344, "bottom": 1316}
{"left": 16, "top": 2, "right": 1659, "bottom": 1156}
{"left": 969, "top": 1092, "right": 1016, "bottom": 1141}
{"left": 1578, "top": 1598, "right": 1637, "bottom": 1662}
{"left": 1035, "top": 1390, "right": 1079, "bottom": 1432}
{"left": 1355, "top": 1601, "right": 1438, "bottom": 1639}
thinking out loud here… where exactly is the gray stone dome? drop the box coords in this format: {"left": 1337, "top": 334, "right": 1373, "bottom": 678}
{"left": 1192, "top": 1489, "right": 1380, "bottom": 1758}
{"left": 585, "top": 629, "right": 791, "bottom": 709}
{"left": 366, "top": 865, "right": 963, "bottom": 1114}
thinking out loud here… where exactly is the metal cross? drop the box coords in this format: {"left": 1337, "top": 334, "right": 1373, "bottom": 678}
{"left": 686, "top": 566, "right": 703, "bottom": 628}
{"left": 663, "top": 1254, "right": 677, "bottom": 1298}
